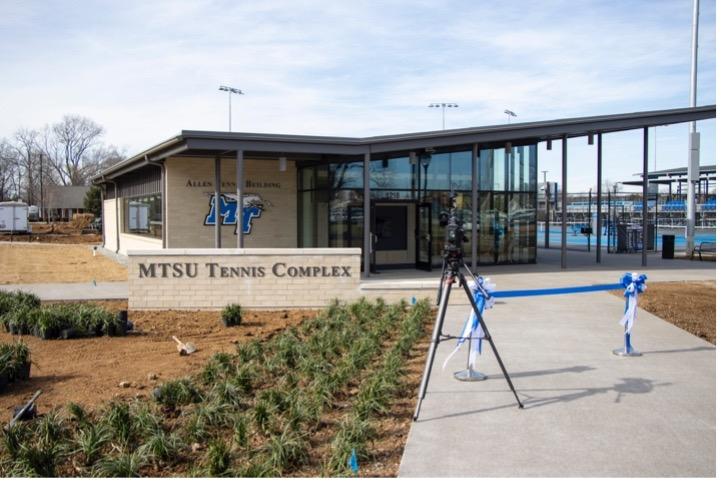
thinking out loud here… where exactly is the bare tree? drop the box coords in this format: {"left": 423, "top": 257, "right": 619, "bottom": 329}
{"left": 85, "top": 144, "right": 125, "bottom": 179}
{"left": 13, "top": 128, "right": 40, "bottom": 204}
{"left": 0, "top": 139, "right": 19, "bottom": 201}
{"left": 43, "top": 115, "right": 104, "bottom": 186}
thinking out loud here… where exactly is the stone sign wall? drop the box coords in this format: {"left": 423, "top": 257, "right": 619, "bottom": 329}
{"left": 128, "top": 248, "right": 361, "bottom": 310}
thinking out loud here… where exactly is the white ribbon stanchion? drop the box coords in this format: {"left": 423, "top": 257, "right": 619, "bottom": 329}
{"left": 613, "top": 272, "right": 647, "bottom": 357}
{"left": 443, "top": 277, "right": 495, "bottom": 381}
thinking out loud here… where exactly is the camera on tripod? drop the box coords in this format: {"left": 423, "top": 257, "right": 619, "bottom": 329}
{"left": 415, "top": 191, "right": 524, "bottom": 420}
{"left": 439, "top": 192, "right": 468, "bottom": 263}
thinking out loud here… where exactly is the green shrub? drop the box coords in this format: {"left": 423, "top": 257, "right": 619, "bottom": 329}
{"left": 232, "top": 364, "right": 258, "bottom": 395}
{"left": 221, "top": 304, "right": 242, "bottom": 327}
{"left": 253, "top": 399, "right": 272, "bottom": 434}
{"left": 327, "top": 415, "right": 375, "bottom": 474}
{"left": 139, "top": 430, "right": 182, "bottom": 465}
{"left": 93, "top": 451, "right": 145, "bottom": 477}
{"left": 264, "top": 425, "right": 309, "bottom": 474}
{"left": 0, "top": 340, "right": 31, "bottom": 382}
{"left": 13, "top": 438, "right": 64, "bottom": 477}
{"left": 153, "top": 378, "right": 202, "bottom": 409}
{"left": 101, "top": 402, "right": 133, "bottom": 446}
{"left": 1, "top": 306, "right": 38, "bottom": 335}
{"left": 0, "top": 297, "right": 122, "bottom": 340}
{"left": 66, "top": 402, "right": 87, "bottom": 424}
{"left": 2, "top": 421, "right": 30, "bottom": 458}
{"left": 205, "top": 439, "right": 232, "bottom": 476}
{"left": 75, "top": 423, "right": 110, "bottom": 466}
{"left": 0, "top": 290, "right": 40, "bottom": 317}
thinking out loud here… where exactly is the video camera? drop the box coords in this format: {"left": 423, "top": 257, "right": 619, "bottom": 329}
{"left": 438, "top": 192, "right": 468, "bottom": 264}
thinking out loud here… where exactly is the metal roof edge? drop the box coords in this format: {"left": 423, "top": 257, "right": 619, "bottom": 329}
{"left": 93, "top": 104, "right": 716, "bottom": 182}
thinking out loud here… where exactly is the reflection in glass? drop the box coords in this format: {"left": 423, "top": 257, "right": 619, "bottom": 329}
{"left": 123, "top": 194, "right": 162, "bottom": 238}
{"left": 370, "top": 157, "right": 413, "bottom": 190}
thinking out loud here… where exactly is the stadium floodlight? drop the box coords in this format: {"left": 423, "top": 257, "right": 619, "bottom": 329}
{"left": 218, "top": 85, "right": 244, "bottom": 131}
{"left": 428, "top": 103, "right": 459, "bottom": 130}
{"left": 504, "top": 109, "right": 517, "bottom": 123}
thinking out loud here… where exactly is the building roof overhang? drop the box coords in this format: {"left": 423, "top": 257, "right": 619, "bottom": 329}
{"left": 93, "top": 104, "right": 716, "bottom": 182}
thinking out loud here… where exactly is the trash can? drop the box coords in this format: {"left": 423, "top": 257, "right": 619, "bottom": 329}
{"left": 662, "top": 235, "right": 675, "bottom": 259}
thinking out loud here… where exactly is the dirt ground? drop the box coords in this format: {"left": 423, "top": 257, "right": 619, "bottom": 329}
{"left": 0, "top": 244, "right": 127, "bottom": 284}
{"left": 0, "top": 299, "right": 433, "bottom": 476}
{"left": 611, "top": 280, "right": 716, "bottom": 345}
{"left": 0, "top": 301, "right": 318, "bottom": 422}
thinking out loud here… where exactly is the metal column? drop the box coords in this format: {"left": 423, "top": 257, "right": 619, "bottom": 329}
{"left": 686, "top": 0, "right": 700, "bottom": 257}
{"left": 642, "top": 127, "right": 649, "bottom": 267}
{"left": 363, "top": 150, "right": 371, "bottom": 278}
{"left": 471, "top": 143, "right": 479, "bottom": 271}
{"left": 236, "top": 150, "right": 244, "bottom": 248}
{"left": 596, "top": 133, "right": 602, "bottom": 263}
{"left": 561, "top": 135, "right": 568, "bottom": 269}
{"left": 214, "top": 156, "right": 221, "bottom": 249}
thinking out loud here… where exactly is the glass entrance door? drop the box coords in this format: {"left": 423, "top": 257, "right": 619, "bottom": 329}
{"left": 415, "top": 203, "right": 432, "bottom": 271}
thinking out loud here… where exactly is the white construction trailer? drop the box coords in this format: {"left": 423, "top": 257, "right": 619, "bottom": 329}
{"left": 0, "top": 201, "right": 30, "bottom": 233}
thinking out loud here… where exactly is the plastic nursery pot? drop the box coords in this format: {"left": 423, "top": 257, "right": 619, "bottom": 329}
{"left": 107, "top": 321, "right": 127, "bottom": 337}
{"left": 0, "top": 372, "right": 8, "bottom": 393}
{"left": 17, "top": 361, "right": 30, "bottom": 381}
{"left": 40, "top": 327, "right": 59, "bottom": 340}
{"left": 61, "top": 328, "right": 78, "bottom": 340}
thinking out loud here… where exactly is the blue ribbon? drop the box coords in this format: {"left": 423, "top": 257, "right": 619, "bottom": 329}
{"left": 493, "top": 283, "right": 623, "bottom": 298}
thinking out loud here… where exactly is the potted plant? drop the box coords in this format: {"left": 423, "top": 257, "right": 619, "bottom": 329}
{"left": 0, "top": 350, "right": 10, "bottom": 391}
{"left": 36, "top": 309, "right": 60, "bottom": 340}
{"left": 221, "top": 304, "right": 243, "bottom": 327}
{"left": 13, "top": 341, "right": 31, "bottom": 380}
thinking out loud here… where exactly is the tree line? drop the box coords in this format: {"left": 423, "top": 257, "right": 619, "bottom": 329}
{"left": 0, "top": 115, "right": 125, "bottom": 204}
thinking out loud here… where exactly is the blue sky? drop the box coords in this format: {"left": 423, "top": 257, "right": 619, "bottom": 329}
{"left": 0, "top": 0, "right": 715, "bottom": 191}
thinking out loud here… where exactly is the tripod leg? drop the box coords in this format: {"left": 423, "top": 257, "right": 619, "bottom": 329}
{"left": 435, "top": 258, "right": 447, "bottom": 306}
{"left": 458, "top": 271, "right": 524, "bottom": 409}
{"left": 413, "top": 273, "right": 454, "bottom": 421}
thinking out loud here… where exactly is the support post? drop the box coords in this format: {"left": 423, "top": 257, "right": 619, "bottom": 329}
{"left": 587, "top": 188, "right": 592, "bottom": 252}
{"left": 596, "top": 133, "right": 602, "bottom": 263}
{"left": 100, "top": 184, "right": 105, "bottom": 248}
{"left": 545, "top": 182, "right": 550, "bottom": 249}
{"left": 471, "top": 143, "right": 479, "bottom": 271}
{"left": 607, "top": 189, "right": 611, "bottom": 254}
{"left": 363, "top": 150, "right": 371, "bottom": 278}
{"left": 686, "top": 0, "right": 700, "bottom": 257}
{"left": 236, "top": 150, "right": 244, "bottom": 248}
{"left": 214, "top": 156, "right": 221, "bottom": 249}
{"left": 561, "top": 135, "right": 568, "bottom": 269}
{"left": 642, "top": 127, "right": 648, "bottom": 267}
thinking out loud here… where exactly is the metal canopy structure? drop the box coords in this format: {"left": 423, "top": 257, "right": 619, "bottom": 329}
{"left": 623, "top": 165, "right": 715, "bottom": 200}
{"left": 94, "top": 104, "right": 716, "bottom": 276}
{"left": 94, "top": 105, "right": 715, "bottom": 180}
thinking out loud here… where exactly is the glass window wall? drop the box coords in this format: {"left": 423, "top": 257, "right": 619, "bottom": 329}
{"left": 298, "top": 142, "right": 537, "bottom": 266}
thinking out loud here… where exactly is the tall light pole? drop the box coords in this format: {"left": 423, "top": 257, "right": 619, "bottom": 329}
{"left": 504, "top": 109, "right": 517, "bottom": 123}
{"left": 428, "top": 103, "right": 458, "bottom": 130}
{"left": 686, "top": 0, "right": 700, "bottom": 257}
{"left": 219, "top": 85, "right": 244, "bottom": 132}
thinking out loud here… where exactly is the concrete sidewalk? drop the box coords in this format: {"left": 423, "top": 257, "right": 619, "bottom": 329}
{"left": 0, "top": 281, "right": 128, "bottom": 301}
{"left": 399, "top": 283, "right": 715, "bottom": 476}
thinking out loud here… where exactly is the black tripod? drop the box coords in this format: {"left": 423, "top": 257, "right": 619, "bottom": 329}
{"left": 413, "top": 254, "right": 524, "bottom": 421}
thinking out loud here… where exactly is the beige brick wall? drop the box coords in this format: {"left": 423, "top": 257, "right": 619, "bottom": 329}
{"left": 165, "top": 157, "right": 297, "bottom": 249}
{"left": 128, "top": 248, "right": 361, "bottom": 310}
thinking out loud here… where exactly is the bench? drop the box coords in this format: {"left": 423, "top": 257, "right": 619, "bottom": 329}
{"left": 693, "top": 242, "right": 715, "bottom": 261}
